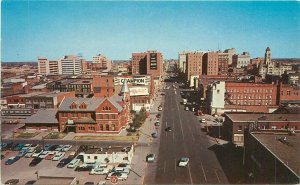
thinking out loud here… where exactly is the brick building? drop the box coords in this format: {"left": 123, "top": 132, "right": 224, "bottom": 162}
{"left": 131, "top": 51, "right": 163, "bottom": 78}
{"left": 278, "top": 83, "right": 300, "bottom": 105}
{"left": 217, "top": 52, "right": 229, "bottom": 75}
{"left": 57, "top": 95, "right": 130, "bottom": 134}
{"left": 92, "top": 75, "right": 115, "bottom": 98}
{"left": 24, "top": 109, "right": 59, "bottom": 131}
{"left": 6, "top": 95, "right": 26, "bottom": 108}
{"left": 203, "top": 52, "right": 219, "bottom": 75}
{"left": 224, "top": 82, "right": 278, "bottom": 113}
{"left": 185, "top": 52, "right": 204, "bottom": 82}
{"left": 223, "top": 112, "right": 300, "bottom": 146}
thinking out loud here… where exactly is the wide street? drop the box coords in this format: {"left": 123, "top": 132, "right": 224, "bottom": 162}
{"left": 144, "top": 81, "right": 229, "bottom": 184}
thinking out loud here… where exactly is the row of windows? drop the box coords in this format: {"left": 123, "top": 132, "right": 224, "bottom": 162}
{"left": 237, "top": 125, "right": 298, "bottom": 132}
{"left": 227, "top": 89, "right": 273, "bottom": 93}
{"left": 281, "top": 90, "right": 299, "bottom": 96}
{"left": 61, "top": 112, "right": 117, "bottom": 119}
{"left": 230, "top": 95, "right": 272, "bottom": 99}
{"left": 226, "top": 100, "right": 272, "bottom": 105}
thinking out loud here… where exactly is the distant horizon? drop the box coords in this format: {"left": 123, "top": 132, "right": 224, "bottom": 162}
{"left": 2, "top": 1, "right": 300, "bottom": 62}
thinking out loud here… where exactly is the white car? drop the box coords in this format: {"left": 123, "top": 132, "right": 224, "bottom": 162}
{"left": 39, "top": 151, "right": 50, "bottom": 159}
{"left": 67, "top": 159, "right": 81, "bottom": 168}
{"left": 62, "top": 145, "right": 72, "bottom": 152}
{"left": 146, "top": 154, "right": 156, "bottom": 162}
{"left": 24, "top": 148, "right": 35, "bottom": 158}
{"left": 178, "top": 157, "right": 189, "bottom": 167}
{"left": 90, "top": 167, "right": 110, "bottom": 175}
{"left": 52, "top": 152, "right": 65, "bottom": 161}
{"left": 31, "top": 149, "right": 43, "bottom": 158}
{"left": 112, "top": 167, "right": 130, "bottom": 174}
{"left": 185, "top": 106, "right": 189, "bottom": 111}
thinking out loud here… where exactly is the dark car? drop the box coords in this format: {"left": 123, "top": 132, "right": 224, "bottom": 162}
{"left": 5, "top": 156, "right": 20, "bottom": 165}
{"left": 165, "top": 127, "right": 172, "bottom": 132}
{"left": 29, "top": 157, "right": 43, "bottom": 167}
{"left": 56, "top": 158, "right": 73, "bottom": 168}
{"left": 14, "top": 144, "right": 25, "bottom": 151}
{"left": 84, "top": 182, "right": 94, "bottom": 185}
{"left": 4, "top": 142, "right": 14, "bottom": 150}
{"left": 4, "top": 179, "right": 19, "bottom": 185}
{"left": 25, "top": 180, "right": 36, "bottom": 185}
{"left": 156, "top": 114, "right": 161, "bottom": 118}
{"left": 75, "top": 165, "right": 94, "bottom": 172}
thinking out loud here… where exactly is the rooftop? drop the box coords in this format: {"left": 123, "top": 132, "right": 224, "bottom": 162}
{"left": 252, "top": 132, "right": 300, "bottom": 178}
{"left": 85, "top": 146, "right": 132, "bottom": 154}
{"left": 225, "top": 113, "right": 300, "bottom": 122}
{"left": 58, "top": 98, "right": 104, "bottom": 112}
{"left": 24, "top": 109, "right": 58, "bottom": 124}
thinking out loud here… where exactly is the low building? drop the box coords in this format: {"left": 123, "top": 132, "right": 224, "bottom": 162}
{"left": 81, "top": 145, "right": 134, "bottom": 164}
{"left": 21, "top": 91, "right": 75, "bottom": 109}
{"left": 244, "top": 131, "right": 300, "bottom": 184}
{"left": 223, "top": 112, "right": 300, "bottom": 146}
{"left": 57, "top": 94, "right": 130, "bottom": 134}
{"left": 24, "top": 109, "right": 58, "bottom": 131}
{"left": 279, "top": 83, "right": 300, "bottom": 105}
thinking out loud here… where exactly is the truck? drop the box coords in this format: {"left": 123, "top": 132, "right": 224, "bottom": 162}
{"left": 183, "top": 99, "right": 187, "bottom": 105}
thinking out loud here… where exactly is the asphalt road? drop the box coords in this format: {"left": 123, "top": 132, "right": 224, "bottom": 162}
{"left": 144, "top": 82, "right": 229, "bottom": 184}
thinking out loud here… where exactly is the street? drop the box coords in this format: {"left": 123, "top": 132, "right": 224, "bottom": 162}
{"left": 144, "top": 82, "right": 229, "bottom": 184}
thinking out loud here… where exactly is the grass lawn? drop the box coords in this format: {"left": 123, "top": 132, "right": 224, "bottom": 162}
{"left": 15, "top": 132, "right": 40, "bottom": 139}
{"left": 74, "top": 134, "right": 139, "bottom": 141}
{"left": 44, "top": 132, "right": 67, "bottom": 139}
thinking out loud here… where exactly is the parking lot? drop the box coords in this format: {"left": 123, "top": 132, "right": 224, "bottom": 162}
{"left": 1, "top": 144, "right": 134, "bottom": 185}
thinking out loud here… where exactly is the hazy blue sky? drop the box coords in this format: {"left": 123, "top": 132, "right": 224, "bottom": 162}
{"left": 2, "top": 1, "right": 299, "bottom": 62}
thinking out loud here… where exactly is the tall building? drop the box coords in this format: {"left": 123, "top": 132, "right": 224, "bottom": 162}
{"left": 264, "top": 47, "right": 271, "bottom": 65}
{"left": 206, "top": 81, "right": 225, "bottom": 115}
{"left": 217, "top": 52, "right": 229, "bottom": 75}
{"left": 178, "top": 51, "right": 188, "bottom": 73}
{"left": 38, "top": 57, "right": 59, "bottom": 75}
{"left": 59, "top": 55, "right": 81, "bottom": 75}
{"left": 185, "top": 52, "right": 204, "bottom": 82}
{"left": 224, "top": 48, "right": 236, "bottom": 65}
{"left": 92, "top": 54, "right": 112, "bottom": 71}
{"left": 131, "top": 51, "right": 163, "bottom": 77}
{"left": 203, "top": 52, "right": 219, "bottom": 75}
{"left": 232, "top": 52, "right": 251, "bottom": 68}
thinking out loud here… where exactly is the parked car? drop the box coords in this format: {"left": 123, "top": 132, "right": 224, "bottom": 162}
{"left": 55, "top": 145, "right": 64, "bottom": 151}
{"left": 185, "top": 106, "right": 189, "bottom": 111}
{"left": 90, "top": 166, "right": 111, "bottom": 175}
{"left": 111, "top": 167, "right": 130, "bottom": 174}
{"left": 146, "top": 154, "right": 156, "bottom": 162}
{"left": 56, "top": 158, "right": 73, "bottom": 168}
{"left": 165, "top": 127, "right": 172, "bottom": 132}
{"left": 156, "top": 114, "right": 161, "bottom": 118}
{"left": 158, "top": 106, "right": 163, "bottom": 111}
{"left": 17, "top": 149, "right": 29, "bottom": 158}
{"left": 29, "top": 157, "right": 43, "bottom": 167}
{"left": 200, "top": 118, "right": 206, "bottom": 123}
{"left": 178, "top": 157, "right": 189, "bottom": 167}
{"left": 38, "top": 151, "right": 50, "bottom": 159}
{"left": 75, "top": 165, "right": 94, "bottom": 172}
{"left": 5, "top": 156, "right": 20, "bottom": 165}
{"left": 14, "top": 144, "right": 25, "bottom": 151}
{"left": 67, "top": 159, "right": 81, "bottom": 168}
{"left": 97, "top": 181, "right": 106, "bottom": 185}
{"left": 31, "top": 149, "right": 43, "bottom": 158}
{"left": 45, "top": 151, "right": 56, "bottom": 160}
{"left": 154, "top": 121, "right": 160, "bottom": 126}
{"left": 4, "top": 179, "right": 19, "bottom": 185}
{"left": 52, "top": 152, "right": 65, "bottom": 161}
{"left": 62, "top": 145, "right": 72, "bottom": 152}
{"left": 106, "top": 172, "right": 128, "bottom": 180}
{"left": 117, "top": 163, "right": 131, "bottom": 170}
{"left": 151, "top": 133, "right": 158, "bottom": 138}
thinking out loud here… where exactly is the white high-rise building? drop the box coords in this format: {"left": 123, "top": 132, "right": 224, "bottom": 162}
{"left": 206, "top": 81, "right": 225, "bottom": 115}
{"left": 59, "top": 55, "right": 81, "bottom": 75}
{"left": 38, "top": 57, "right": 59, "bottom": 75}
{"left": 178, "top": 51, "right": 188, "bottom": 73}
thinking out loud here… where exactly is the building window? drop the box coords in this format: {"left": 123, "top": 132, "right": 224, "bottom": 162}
{"left": 112, "top": 124, "right": 115, "bottom": 131}
{"left": 89, "top": 127, "right": 95, "bottom": 131}
{"left": 82, "top": 113, "right": 87, "bottom": 117}
{"left": 281, "top": 91, "right": 283, "bottom": 95}
{"left": 287, "top": 91, "right": 291, "bottom": 96}
{"left": 106, "top": 124, "right": 109, "bottom": 131}
{"left": 78, "top": 127, "right": 85, "bottom": 130}
{"left": 112, "top": 115, "right": 115, "bottom": 119}
{"left": 100, "top": 124, "right": 103, "bottom": 131}
{"left": 62, "top": 113, "right": 68, "bottom": 117}
{"left": 99, "top": 114, "right": 103, "bottom": 119}
{"left": 72, "top": 113, "right": 77, "bottom": 117}
{"left": 238, "top": 125, "right": 243, "bottom": 131}
{"left": 94, "top": 156, "right": 97, "bottom": 160}
{"left": 105, "top": 114, "right": 109, "bottom": 119}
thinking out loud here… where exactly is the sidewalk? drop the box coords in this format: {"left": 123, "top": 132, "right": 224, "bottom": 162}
{"left": 126, "top": 92, "right": 164, "bottom": 184}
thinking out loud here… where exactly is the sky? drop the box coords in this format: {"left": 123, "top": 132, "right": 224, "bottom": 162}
{"left": 1, "top": 1, "right": 300, "bottom": 62}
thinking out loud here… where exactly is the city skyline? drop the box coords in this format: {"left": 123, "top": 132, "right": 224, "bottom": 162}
{"left": 2, "top": 1, "right": 300, "bottom": 62}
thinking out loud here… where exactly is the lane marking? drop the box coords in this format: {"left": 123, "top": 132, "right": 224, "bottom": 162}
{"left": 163, "top": 160, "right": 166, "bottom": 174}
{"left": 215, "top": 170, "right": 221, "bottom": 183}
{"left": 201, "top": 161, "right": 207, "bottom": 182}
{"left": 187, "top": 163, "right": 194, "bottom": 184}
{"left": 174, "top": 159, "right": 177, "bottom": 172}
{"left": 175, "top": 98, "right": 185, "bottom": 141}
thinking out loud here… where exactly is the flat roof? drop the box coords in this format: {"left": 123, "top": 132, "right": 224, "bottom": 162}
{"left": 34, "top": 176, "right": 75, "bottom": 185}
{"left": 225, "top": 113, "right": 300, "bottom": 122}
{"left": 85, "top": 146, "right": 131, "bottom": 154}
{"left": 252, "top": 133, "right": 300, "bottom": 178}
{"left": 19, "top": 91, "right": 71, "bottom": 98}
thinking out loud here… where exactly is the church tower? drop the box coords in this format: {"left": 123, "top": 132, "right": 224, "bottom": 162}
{"left": 120, "top": 80, "right": 130, "bottom": 102}
{"left": 264, "top": 47, "right": 271, "bottom": 65}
